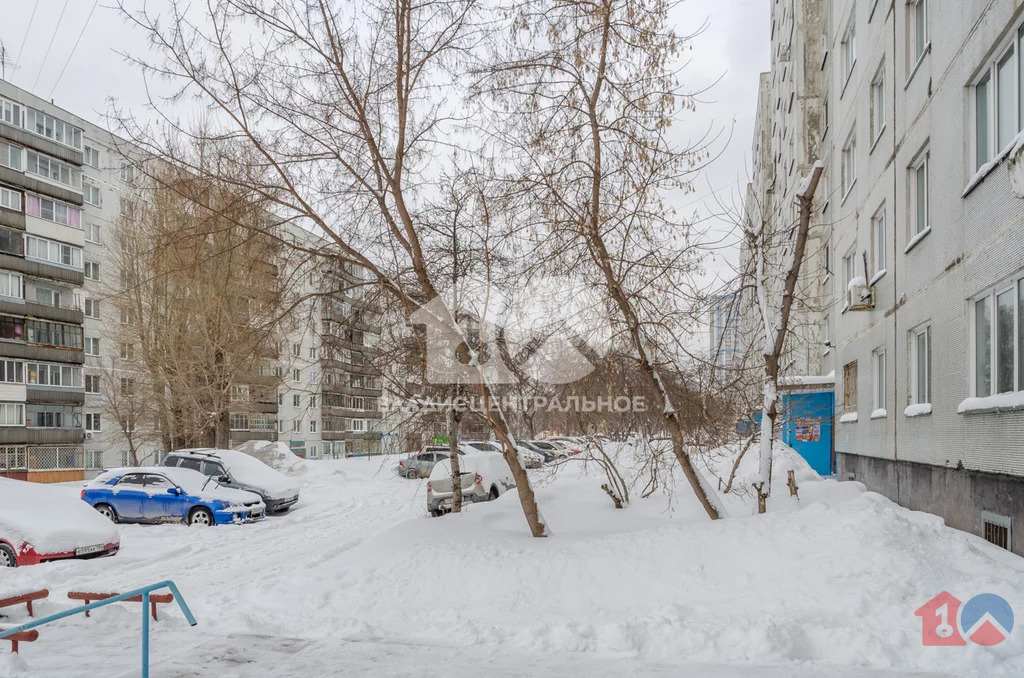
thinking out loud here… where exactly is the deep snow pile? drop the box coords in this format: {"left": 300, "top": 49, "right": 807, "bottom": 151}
{"left": 234, "top": 440, "right": 308, "bottom": 476}
{"left": 0, "top": 477, "right": 118, "bottom": 555}
{"left": 1, "top": 443, "right": 1022, "bottom": 676}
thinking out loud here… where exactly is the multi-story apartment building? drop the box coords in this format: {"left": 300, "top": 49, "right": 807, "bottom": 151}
{"left": 750, "top": 0, "right": 1024, "bottom": 555}
{"left": 709, "top": 292, "right": 742, "bottom": 372}
{"left": 0, "top": 79, "right": 386, "bottom": 480}
{"left": 0, "top": 81, "right": 90, "bottom": 482}
{"left": 273, "top": 224, "right": 384, "bottom": 460}
{"left": 742, "top": 0, "right": 828, "bottom": 380}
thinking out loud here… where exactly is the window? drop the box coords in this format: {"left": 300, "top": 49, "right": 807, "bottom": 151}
{"left": 841, "top": 18, "right": 856, "bottom": 85}
{"left": 0, "top": 99, "right": 23, "bottom": 127}
{"left": 841, "top": 133, "right": 856, "bottom": 196}
{"left": 292, "top": 419, "right": 301, "bottom": 433}
{"left": 85, "top": 374, "right": 100, "bottom": 394}
{"left": 309, "top": 395, "right": 316, "bottom": 408}
{"left": 910, "top": 326, "right": 931, "bottom": 404}
{"left": 84, "top": 298, "right": 100, "bottom": 318}
{"left": 83, "top": 182, "right": 101, "bottom": 207}
{"left": 309, "top": 346, "right": 318, "bottom": 360}
{"left": 0, "top": 187, "right": 21, "bottom": 212}
{"left": 351, "top": 419, "right": 365, "bottom": 432}
{"left": 0, "top": 228, "right": 22, "bottom": 256}
{"left": 27, "top": 404, "right": 81, "bottom": 428}
{"left": 85, "top": 337, "right": 100, "bottom": 356}
{"left": 25, "top": 362, "right": 83, "bottom": 388}
{"left": 229, "top": 413, "right": 249, "bottom": 431}
{"left": 0, "top": 403, "right": 24, "bottom": 427}
{"left": 85, "top": 223, "right": 101, "bottom": 244}
{"left": 120, "top": 343, "right": 134, "bottom": 361}
{"left": 84, "top": 261, "right": 100, "bottom": 281}
{"left": 278, "top": 419, "right": 284, "bottom": 433}
{"left": 912, "top": 152, "right": 930, "bottom": 236}
{"left": 293, "top": 394, "right": 301, "bottom": 407}
{"left": 25, "top": 235, "right": 83, "bottom": 269}
{"left": 0, "top": 316, "right": 25, "bottom": 341}
{"left": 0, "top": 272, "right": 21, "bottom": 299}
{"left": 83, "top": 145, "right": 100, "bottom": 168}
{"left": 871, "top": 206, "right": 886, "bottom": 275}
{"left": 0, "top": 361, "right": 23, "bottom": 383}
{"left": 971, "top": 280, "right": 1024, "bottom": 397}
{"left": 310, "top": 420, "right": 317, "bottom": 433}
{"left": 872, "top": 350, "right": 886, "bottom": 411}
{"left": 26, "top": 320, "right": 83, "bottom": 349}
{"left": 974, "top": 23, "right": 1024, "bottom": 171}
{"left": 870, "top": 65, "right": 885, "bottom": 142}
{"left": 26, "top": 151, "right": 81, "bottom": 189}
{"left": 0, "top": 141, "right": 21, "bottom": 171}
{"left": 292, "top": 343, "right": 301, "bottom": 357}
{"left": 120, "top": 377, "right": 135, "bottom": 397}
{"left": 293, "top": 368, "right": 300, "bottom": 382}
{"left": 843, "top": 362, "right": 858, "bottom": 413}
{"left": 85, "top": 413, "right": 102, "bottom": 431}
{"left": 842, "top": 249, "right": 857, "bottom": 291}
{"left": 25, "top": 109, "right": 83, "bottom": 149}
{"left": 24, "top": 194, "right": 82, "bottom": 228}
{"left": 120, "top": 164, "right": 136, "bottom": 183}
{"left": 120, "top": 307, "right": 131, "bottom": 324}
{"left": 309, "top": 445, "right": 318, "bottom": 459}
{"left": 912, "top": 0, "right": 929, "bottom": 62}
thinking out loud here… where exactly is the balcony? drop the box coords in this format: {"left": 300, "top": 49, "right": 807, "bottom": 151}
{"left": 26, "top": 386, "right": 86, "bottom": 405}
{"left": 0, "top": 253, "right": 84, "bottom": 286}
{"left": 0, "top": 341, "right": 85, "bottom": 364}
{"left": 0, "top": 166, "right": 83, "bottom": 206}
{"left": 0, "top": 297, "right": 85, "bottom": 325}
{"left": 0, "top": 207, "right": 26, "bottom": 231}
{"left": 0, "top": 426, "right": 85, "bottom": 445}
{"left": 0, "top": 122, "right": 84, "bottom": 167}
{"left": 320, "top": 383, "right": 382, "bottom": 398}
{"left": 321, "top": 405, "right": 383, "bottom": 420}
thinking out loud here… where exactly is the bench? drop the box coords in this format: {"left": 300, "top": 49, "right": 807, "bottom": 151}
{"left": 0, "top": 589, "right": 49, "bottom": 617}
{"left": 0, "top": 629, "right": 38, "bottom": 653}
{"left": 68, "top": 591, "right": 175, "bottom": 621}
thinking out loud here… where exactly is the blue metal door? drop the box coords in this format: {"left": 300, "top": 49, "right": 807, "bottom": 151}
{"left": 781, "top": 390, "right": 834, "bottom": 476}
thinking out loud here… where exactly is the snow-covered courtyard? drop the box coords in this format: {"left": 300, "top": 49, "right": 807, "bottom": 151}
{"left": 2, "top": 444, "right": 1022, "bottom": 677}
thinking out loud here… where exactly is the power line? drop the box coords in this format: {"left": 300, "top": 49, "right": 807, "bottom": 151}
{"left": 48, "top": 0, "right": 100, "bottom": 99}
{"left": 13, "top": 0, "right": 39, "bottom": 81}
{"left": 31, "top": 0, "right": 70, "bottom": 93}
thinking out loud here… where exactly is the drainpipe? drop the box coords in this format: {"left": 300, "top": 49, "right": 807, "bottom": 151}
{"left": 890, "top": 0, "right": 900, "bottom": 504}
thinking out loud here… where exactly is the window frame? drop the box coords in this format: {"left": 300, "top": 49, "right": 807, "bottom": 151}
{"left": 841, "top": 131, "right": 857, "bottom": 199}
{"left": 971, "top": 21, "right": 1024, "bottom": 173}
{"left": 910, "top": 325, "right": 932, "bottom": 405}
{"left": 969, "top": 276, "right": 1024, "bottom": 397}
{"left": 870, "top": 62, "right": 886, "bottom": 145}
{"left": 910, "top": 149, "right": 930, "bottom": 238}
{"left": 873, "top": 349, "right": 887, "bottom": 412}
{"left": 871, "top": 204, "right": 886, "bottom": 276}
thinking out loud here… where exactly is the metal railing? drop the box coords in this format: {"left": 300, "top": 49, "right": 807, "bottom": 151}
{"left": 0, "top": 580, "right": 197, "bottom": 678}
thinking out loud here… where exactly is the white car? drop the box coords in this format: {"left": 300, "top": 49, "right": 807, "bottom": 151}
{"left": 464, "top": 439, "right": 543, "bottom": 469}
{"left": 426, "top": 453, "right": 516, "bottom": 515}
{"left": 0, "top": 477, "right": 120, "bottom": 567}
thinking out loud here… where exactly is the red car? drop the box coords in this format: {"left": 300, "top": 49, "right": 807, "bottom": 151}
{"left": 0, "top": 477, "right": 119, "bottom": 568}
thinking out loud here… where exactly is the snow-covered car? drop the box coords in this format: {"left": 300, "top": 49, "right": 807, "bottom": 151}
{"left": 426, "top": 453, "right": 516, "bottom": 516}
{"left": 163, "top": 448, "right": 300, "bottom": 513}
{"left": 82, "top": 467, "right": 266, "bottom": 526}
{"left": 463, "top": 439, "right": 543, "bottom": 469}
{"left": 519, "top": 441, "right": 558, "bottom": 464}
{"left": 0, "top": 477, "right": 120, "bottom": 568}
{"left": 526, "top": 440, "right": 568, "bottom": 460}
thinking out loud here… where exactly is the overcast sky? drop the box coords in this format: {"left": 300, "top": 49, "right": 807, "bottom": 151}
{"left": 0, "top": 0, "right": 769, "bottom": 286}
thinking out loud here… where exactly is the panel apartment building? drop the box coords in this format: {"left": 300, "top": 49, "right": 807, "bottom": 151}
{"left": 0, "top": 79, "right": 385, "bottom": 481}
{"left": 749, "top": 0, "right": 1024, "bottom": 555}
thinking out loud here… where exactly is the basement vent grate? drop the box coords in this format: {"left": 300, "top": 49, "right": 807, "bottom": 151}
{"left": 982, "top": 511, "right": 1011, "bottom": 551}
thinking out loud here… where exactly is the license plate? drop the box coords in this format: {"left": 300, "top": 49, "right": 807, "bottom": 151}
{"left": 75, "top": 544, "right": 104, "bottom": 556}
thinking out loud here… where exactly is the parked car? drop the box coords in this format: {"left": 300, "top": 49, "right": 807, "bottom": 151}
{"left": 82, "top": 467, "right": 266, "bottom": 526}
{"left": 427, "top": 453, "right": 516, "bottom": 516}
{"left": 518, "top": 440, "right": 558, "bottom": 464}
{"left": 0, "top": 477, "right": 120, "bottom": 568}
{"left": 396, "top": 444, "right": 486, "bottom": 478}
{"left": 163, "top": 448, "right": 300, "bottom": 513}
{"left": 526, "top": 440, "right": 567, "bottom": 460}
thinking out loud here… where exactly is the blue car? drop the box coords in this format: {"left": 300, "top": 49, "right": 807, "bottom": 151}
{"left": 82, "top": 466, "right": 266, "bottom": 526}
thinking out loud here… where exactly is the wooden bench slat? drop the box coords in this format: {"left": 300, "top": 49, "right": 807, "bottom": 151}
{"left": 67, "top": 591, "right": 174, "bottom": 621}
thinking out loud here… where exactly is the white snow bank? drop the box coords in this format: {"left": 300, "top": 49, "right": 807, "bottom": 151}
{"left": 957, "top": 391, "right": 1024, "bottom": 414}
{"left": 839, "top": 412, "right": 858, "bottom": 423}
{"left": 779, "top": 374, "right": 835, "bottom": 387}
{"left": 904, "top": 403, "right": 932, "bottom": 417}
{"left": 870, "top": 408, "right": 887, "bottom": 419}
{"left": 235, "top": 440, "right": 308, "bottom": 476}
{"left": 847, "top": 276, "right": 867, "bottom": 291}
{"left": 0, "top": 477, "right": 118, "bottom": 555}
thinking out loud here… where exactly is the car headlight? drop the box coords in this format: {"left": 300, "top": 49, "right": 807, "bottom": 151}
{"left": 219, "top": 501, "right": 229, "bottom": 509}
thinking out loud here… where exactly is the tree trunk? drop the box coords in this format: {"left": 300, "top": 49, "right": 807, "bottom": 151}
{"left": 447, "top": 398, "right": 464, "bottom": 513}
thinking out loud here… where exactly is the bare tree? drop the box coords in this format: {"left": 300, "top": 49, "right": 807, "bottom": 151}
{"left": 117, "top": 0, "right": 548, "bottom": 536}
{"left": 479, "top": 0, "right": 726, "bottom": 518}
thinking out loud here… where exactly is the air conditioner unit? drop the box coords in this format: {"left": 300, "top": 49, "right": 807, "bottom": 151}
{"left": 848, "top": 284, "right": 875, "bottom": 311}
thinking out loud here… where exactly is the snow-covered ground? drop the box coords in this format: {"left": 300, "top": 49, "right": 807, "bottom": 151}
{"left": 1, "top": 443, "right": 1022, "bottom": 677}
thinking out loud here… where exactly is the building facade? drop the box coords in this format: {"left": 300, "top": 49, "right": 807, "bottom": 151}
{"left": 750, "top": 0, "right": 1024, "bottom": 556}
{"left": 0, "top": 79, "right": 385, "bottom": 480}
{"left": 709, "top": 292, "right": 742, "bottom": 371}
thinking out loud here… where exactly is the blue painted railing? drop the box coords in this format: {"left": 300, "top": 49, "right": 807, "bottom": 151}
{"left": 0, "top": 580, "right": 197, "bottom": 678}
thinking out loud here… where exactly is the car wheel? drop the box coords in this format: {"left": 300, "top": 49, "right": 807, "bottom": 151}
{"left": 188, "top": 507, "right": 215, "bottom": 527}
{"left": 0, "top": 543, "right": 16, "bottom": 568}
{"left": 94, "top": 503, "right": 118, "bottom": 523}
{"left": 489, "top": 486, "right": 499, "bottom": 500}
{"left": 406, "top": 468, "right": 419, "bottom": 479}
